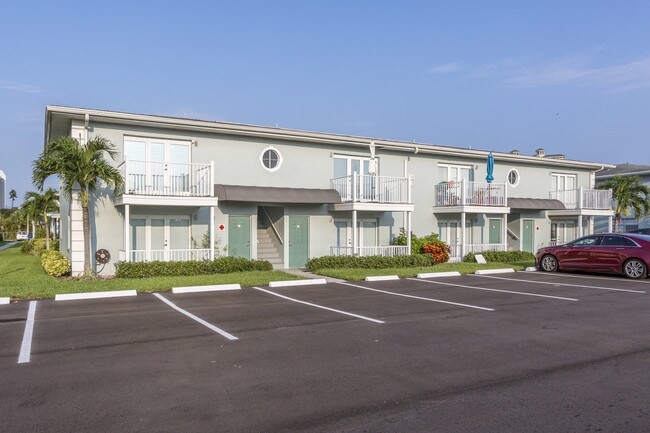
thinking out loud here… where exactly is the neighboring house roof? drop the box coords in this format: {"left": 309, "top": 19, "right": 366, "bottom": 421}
{"left": 45, "top": 105, "right": 614, "bottom": 171}
{"left": 596, "top": 163, "right": 650, "bottom": 179}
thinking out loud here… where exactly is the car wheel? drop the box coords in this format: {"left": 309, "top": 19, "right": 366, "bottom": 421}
{"left": 623, "top": 259, "right": 647, "bottom": 279}
{"left": 540, "top": 254, "right": 558, "bottom": 272}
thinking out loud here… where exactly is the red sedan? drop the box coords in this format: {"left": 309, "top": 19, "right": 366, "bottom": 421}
{"left": 535, "top": 233, "right": 650, "bottom": 279}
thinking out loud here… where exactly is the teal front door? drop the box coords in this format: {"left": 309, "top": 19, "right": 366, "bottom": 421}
{"left": 228, "top": 216, "right": 250, "bottom": 259}
{"left": 289, "top": 216, "right": 309, "bottom": 267}
{"left": 489, "top": 219, "right": 502, "bottom": 244}
{"left": 522, "top": 219, "right": 534, "bottom": 253}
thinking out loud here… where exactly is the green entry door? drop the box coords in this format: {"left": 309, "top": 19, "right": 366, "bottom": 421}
{"left": 228, "top": 216, "right": 250, "bottom": 259}
{"left": 289, "top": 216, "right": 309, "bottom": 268}
{"left": 489, "top": 219, "right": 502, "bottom": 244}
{"left": 522, "top": 219, "right": 535, "bottom": 253}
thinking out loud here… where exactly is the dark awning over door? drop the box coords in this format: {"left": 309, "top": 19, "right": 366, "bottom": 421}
{"left": 214, "top": 184, "right": 341, "bottom": 204}
{"left": 508, "top": 197, "right": 566, "bottom": 210}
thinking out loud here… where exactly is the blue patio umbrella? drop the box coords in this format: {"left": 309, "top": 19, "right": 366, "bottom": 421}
{"left": 485, "top": 152, "right": 494, "bottom": 183}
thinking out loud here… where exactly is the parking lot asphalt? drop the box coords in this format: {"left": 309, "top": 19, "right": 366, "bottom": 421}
{"left": 1, "top": 271, "right": 649, "bottom": 432}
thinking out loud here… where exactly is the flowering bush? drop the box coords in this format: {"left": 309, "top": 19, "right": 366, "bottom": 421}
{"left": 41, "top": 250, "right": 71, "bottom": 277}
{"left": 422, "top": 242, "right": 451, "bottom": 264}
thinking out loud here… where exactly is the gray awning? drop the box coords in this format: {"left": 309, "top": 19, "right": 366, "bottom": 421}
{"left": 214, "top": 184, "right": 341, "bottom": 204}
{"left": 508, "top": 197, "right": 566, "bottom": 210}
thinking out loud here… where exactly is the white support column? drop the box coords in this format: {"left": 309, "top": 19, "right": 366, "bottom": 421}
{"left": 124, "top": 204, "right": 130, "bottom": 262}
{"left": 578, "top": 215, "right": 584, "bottom": 237}
{"left": 352, "top": 210, "right": 358, "bottom": 256}
{"left": 608, "top": 216, "right": 613, "bottom": 233}
{"left": 502, "top": 216, "right": 507, "bottom": 251}
{"left": 589, "top": 216, "right": 594, "bottom": 234}
{"left": 210, "top": 161, "right": 215, "bottom": 197}
{"left": 210, "top": 206, "right": 215, "bottom": 260}
{"left": 406, "top": 211, "right": 412, "bottom": 255}
{"left": 461, "top": 212, "right": 466, "bottom": 258}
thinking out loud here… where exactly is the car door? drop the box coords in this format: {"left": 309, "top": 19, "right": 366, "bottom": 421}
{"left": 557, "top": 236, "right": 602, "bottom": 270}
{"left": 597, "top": 235, "right": 640, "bottom": 272}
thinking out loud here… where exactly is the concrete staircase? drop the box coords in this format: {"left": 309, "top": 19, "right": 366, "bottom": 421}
{"left": 257, "top": 221, "right": 283, "bottom": 268}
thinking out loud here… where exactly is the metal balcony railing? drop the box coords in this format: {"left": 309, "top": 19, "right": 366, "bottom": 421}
{"left": 435, "top": 181, "right": 507, "bottom": 207}
{"left": 331, "top": 174, "right": 411, "bottom": 204}
{"left": 118, "top": 159, "right": 213, "bottom": 197}
{"left": 549, "top": 188, "right": 612, "bottom": 210}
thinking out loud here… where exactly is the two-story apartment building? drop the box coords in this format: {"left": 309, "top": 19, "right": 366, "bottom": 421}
{"left": 44, "top": 106, "right": 615, "bottom": 275}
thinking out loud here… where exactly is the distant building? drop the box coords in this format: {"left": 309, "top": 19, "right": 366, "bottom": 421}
{"left": 0, "top": 170, "right": 6, "bottom": 209}
{"left": 596, "top": 163, "right": 650, "bottom": 232}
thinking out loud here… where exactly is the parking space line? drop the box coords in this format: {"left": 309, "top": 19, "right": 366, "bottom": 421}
{"left": 472, "top": 275, "right": 646, "bottom": 293}
{"left": 152, "top": 293, "right": 238, "bottom": 341}
{"left": 337, "top": 282, "right": 495, "bottom": 311}
{"left": 407, "top": 278, "right": 579, "bottom": 301}
{"left": 18, "top": 301, "right": 37, "bottom": 364}
{"left": 252, "top": 287, "right": 385, "bottom": 323}
{"left": 520, "top": 271, "right": 650, "bottom": 284}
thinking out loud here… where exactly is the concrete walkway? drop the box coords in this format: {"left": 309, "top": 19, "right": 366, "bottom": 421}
{"left": 282, "top": 268, "right": 346, "bottom": 283}
{"left": 0, "top": 241, "right": 18, "bottom": 252}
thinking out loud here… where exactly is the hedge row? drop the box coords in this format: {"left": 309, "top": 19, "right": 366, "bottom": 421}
{"left": 115, "top": 256, "right": 273, "bottom": 278}
{"left": 462, "top": 250, "right": 535, "bottom": 263}
{"left": 306, "top": 254, "right": 436, "bottom": 271}
{"left": 21, "top": 238, "right": 60, "bottom": 256}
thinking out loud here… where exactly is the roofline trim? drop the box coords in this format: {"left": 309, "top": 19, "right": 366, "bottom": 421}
{"left": 45, "top": 105, "right": 614, "bottom": 170}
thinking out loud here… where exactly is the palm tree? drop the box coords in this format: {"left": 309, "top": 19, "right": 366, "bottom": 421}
{"left": 23, "top": 189, "right": 59, "bottom": 249}
{"left": 9, "top": 189, "right": 17, "bottom": 208}
{"left": 597, "top": 175, "right": 650, "bottom": 232}
{"left": 33, "top": 136, "right": 123, "bottom": 275}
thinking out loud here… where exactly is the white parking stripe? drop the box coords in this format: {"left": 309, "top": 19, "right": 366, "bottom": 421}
{"left": 337, "top": 282, "right": 494, "bottom": 311}
{"left": 18, "top": 301, "right": 37, "bottom": 364}
{"left": 472, "top": 275, "right": 646, "bottom": 293}
{"left": 407, "top": 278, "right": 579, "bottom": 301}
{"left": 252, "top": 287, "right": 385, "bottom": 323}
{"left": 520, "top": 271, "right": 650, "bottom": 284}
{"left": 153, "top": 293, "right": 238, "bottom": 341}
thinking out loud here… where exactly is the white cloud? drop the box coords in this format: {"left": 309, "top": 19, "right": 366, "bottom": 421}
{"left": 0, "top": 80, "right": 43, "bottom": 94}
{"left": 474, "top": 55, "right": 650, "bottom": 92}
{"left": 428, "top": 63, "right": 461, "bottom": 74}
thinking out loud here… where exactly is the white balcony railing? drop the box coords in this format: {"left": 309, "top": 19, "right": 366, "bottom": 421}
{"left": 331, "top": 174, "right": 411, "bottom": 204}
{"left": 434, "top": 181, "right": 507, "bottom": 207}
{"left": 118, "top": 159, "right": 213, "bottom": 197}
{"left": 329, "top": 245, "right": 410, "bottom": 257}
{"left": 125, "top": 249, "right": 211, "bottom": 262}
{"left": 549, "top": 188, "right": 612, "bottom": 210}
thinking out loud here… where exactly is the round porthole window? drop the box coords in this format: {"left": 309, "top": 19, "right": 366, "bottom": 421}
{"left": 507, "top": 168, "right": 520, "bottom": 187}
{"left": 260, "top": 147, "right": 282, "bottom": 172}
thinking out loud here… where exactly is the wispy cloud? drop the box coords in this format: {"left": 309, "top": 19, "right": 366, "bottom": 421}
{"left": 428, "top": 63, "right": 461, "bottom": 74}
{"left": 473, "top": 55, "right": 650, "bottom": 92}
{"left": 0, "top": 80, "right": 43, "bottom": 94}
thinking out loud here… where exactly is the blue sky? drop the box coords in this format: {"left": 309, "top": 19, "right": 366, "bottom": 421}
{"left": 1, "top": 0, "right": 649, "bottom": 205}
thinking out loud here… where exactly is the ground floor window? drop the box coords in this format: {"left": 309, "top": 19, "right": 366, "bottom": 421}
{"left": 334, "top": 219, "right": 378, "bottom": 248}
{"left": 130, "top": 215, "right": 191, "bottom": 261}
{"left": 551, "top": 220, "right": 576, "bottom": 245}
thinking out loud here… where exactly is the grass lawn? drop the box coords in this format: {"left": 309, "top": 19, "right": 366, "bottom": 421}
{"left": 0, "top": 245, "right": 303, "bottom": 300}
{"left": 313, "top": 261, "right": 535, "bottom": 281}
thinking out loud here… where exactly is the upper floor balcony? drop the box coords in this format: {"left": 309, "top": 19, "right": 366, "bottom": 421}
{"left": 330, "top": 174, "right": 411, "bottom": 204}
{"left": 434, "top": 180, "right": 507, "bottom": 208}
{"left": 549, "top": 188, "right": 612, "bottom": 210}
{"left": 117, "top": 159, "right": 214, "bottom": 199}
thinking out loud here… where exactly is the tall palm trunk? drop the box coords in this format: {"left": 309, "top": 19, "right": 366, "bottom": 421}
{"left": 43, "top": 211, "right": 50, "bottom": 250}
{"left": 82, "top": 204, "right": 92, "bottom": 275}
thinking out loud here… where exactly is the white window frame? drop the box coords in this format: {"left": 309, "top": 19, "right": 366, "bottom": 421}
{"left": 507, "top": 168, "right": 520, "bottom": 187}
{"left": 260, "top": 146, "right": 283, "bottom": 172}
{"left": 130, "top": 214, "right": 192, "bottom": 253}
{"left": 438, "top": 163, "right": 473, "bottom": 182}
{"left": 551, "top": 172, "right": 577, "bottom": 191}
{"left": 333, "top": 154, "right": 375, "bottom": 176}
{"left": 334, "top": 218, "right": 379, "bottom": 247}
{"left": 123, "top": 136, "right": 192, "bottom": 163}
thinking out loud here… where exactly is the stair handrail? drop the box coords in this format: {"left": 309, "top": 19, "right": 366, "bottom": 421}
{"left": 261, "top": 206, "right": 284, "bottom": 244}
{"left": 507, "top": 227, "right": 520, "bottom": 241}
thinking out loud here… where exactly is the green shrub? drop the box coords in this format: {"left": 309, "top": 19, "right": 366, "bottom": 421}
{"left": 393, "top": 228, "right": 447, "bottom": 255}
{"left": 462, "top": 250, "right": 535, "bottom": 263}
{"left": 41, "top": 250, "right": 71, "bottom": 277}
{"left": 21, "top": 238, "right": 47, "bottom": 256}
{"left": 114, "top": 256, "right": 273, "bottom": 278}
{"left": 306, "top": 254, "right": 435, "bottom": 271}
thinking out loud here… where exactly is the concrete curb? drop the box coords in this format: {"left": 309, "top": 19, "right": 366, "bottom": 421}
{"left": 55, "top": 290, "right": 138, "bottom": 301}
{"left": 0, "top": 297, "right": 10, "bottom": 305}
{"left": 172, "top": 284, "right": 241, "bottom": 294}
{"left": 269, "top": 279, "right": 327, "bottom": 288}
{"left": 525, "top": 267, "right": 538, "bottom": 272}
{"left": 474, "top": 268, "right": 516, "bottom": 275}
{"left": 365, "top": 275, "right": 400, "bottom": 282}
{"left": 417, "top": 271, "right": 462, "bottom": 278}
